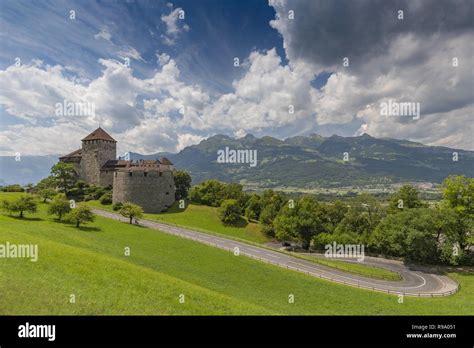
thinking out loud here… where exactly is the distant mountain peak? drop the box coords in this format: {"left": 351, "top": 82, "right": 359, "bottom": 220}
{"left": 2, "top": 132, "right": 473, "bottom": 187}
{"left": 240, "top": 134, "right": 256, "bottom": 139}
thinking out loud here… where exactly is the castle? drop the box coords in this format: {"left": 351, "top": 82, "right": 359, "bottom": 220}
{"left": 59, "top": 127, "right": 176, "bottom": 213}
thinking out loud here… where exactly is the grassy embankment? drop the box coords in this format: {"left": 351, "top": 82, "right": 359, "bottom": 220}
{"left": 86, "top": 199, "right": 400, "bottom": 280}
{"left": 0, "top": 193, "right": 472, "bottom": 315}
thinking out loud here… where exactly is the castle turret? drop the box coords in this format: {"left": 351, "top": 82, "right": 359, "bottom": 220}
{"left": 80, "top": 127, "right": 117, "bottom": 186}
{"left": 112, "top": 160, "right": 176, "bottom": 213}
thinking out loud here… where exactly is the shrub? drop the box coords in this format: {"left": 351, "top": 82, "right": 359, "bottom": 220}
{"left": 112, "top": 202, "right": 123, "bottom": 211}
{"left": 84, "top": 185, "right": 111, "bottom": 200}
{"left": 218, "top": 199, "right": 241, "bottom": 224}
{"left": 84, "top": 193, "right": 95, "bottom": 202}
{"left": 1, "top": 184, "right": 24, "bottom": 192}
{"left": 99, "top": 192, "right": 113, "bottom": 205}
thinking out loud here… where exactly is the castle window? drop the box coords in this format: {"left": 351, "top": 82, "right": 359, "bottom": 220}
{"left": 129, "top": 172, "right": 132, "bottom": 177}
{"left": 159, "top": 172, "right": 162, "bottom": 177}
{"left": 166, "top": 192, "right": 169, "bottom": 195}
{"left": 144, "top": 172, "right": 148, "bottom": 177}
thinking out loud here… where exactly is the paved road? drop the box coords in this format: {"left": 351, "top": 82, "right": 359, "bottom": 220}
{"left": 92, "top": 209, "right": 459, "bottom": 297}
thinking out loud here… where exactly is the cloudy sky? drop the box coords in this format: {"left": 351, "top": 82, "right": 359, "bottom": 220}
{"left": 0, "top": 0, "right": 473, "bottom": 156}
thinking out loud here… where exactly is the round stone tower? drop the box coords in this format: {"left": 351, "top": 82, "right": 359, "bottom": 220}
{"left": 112, "top": 164, "right": 175, "bottom": 213}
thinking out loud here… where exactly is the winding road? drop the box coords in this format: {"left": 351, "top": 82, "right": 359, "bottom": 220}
{"left": 92, "top": 208, "right": 459, "bottom": 297}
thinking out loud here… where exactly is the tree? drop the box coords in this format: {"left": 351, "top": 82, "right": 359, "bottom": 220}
{"left": 335, "top": 210, "right": 372, "bottom": 241}
{"left": 174, "top": 170, "right": 192, "bottom": 200}
{"left": 441, "top": 176, "right": 474, "bottom": 251}
{"left": 369, "top": 208, "right": 439, "bottom": 263}
{"left": 261, "top": 189, "right": 286, "bottom": 208}
{"left": 47, "top": 196, "right": 71, "bottom": 220}
{"left": 51, "top": 162, "right": 77, "bottom": 194}
{"left": 222, "top": 183, "right": 248, "bottom": 209}
{"left": 9, "top": 196, "right": 38, "bottom": 218}
{"left": 347, "top": 193, "right": 383, "bottom": 230}
{"left": 189, "top": 180, "right": 226, "bottom": 206}
{"left": 274, "top": 196, "right": 327, "bottom": 250}
{"left": 432, "top": 205, "right": 469, "bottom": 265}
{"left": 119, "top": 202, "right": 144, "bottom": 224}
{"left": 388, "top": 184, "right": 424, "bottom": 213}
{"left": 189, "top": 180, "right": 248, "bottom": 208}
{"left": 1, "top": 184, "right": 24, "bottom": 192}
{"left": 65, "top": 206, "right": 95, "bottom": 228}
{"left": 442, "top": 175, "right": 474, "bottom": 219}
{"left": 258, "top": 190, "right": 286, "bottom": 236}
{"left": 68, "top": 180, "right": 89, "bottom": 198}
{"left": 244, "top": 193, "right": 262, "bottom": 221}
{"left": 218, "top": 199, "right": 241, "bottom": 224}
{"left": 325, "top": 200, "right": 349, "bottom": 232}
{"left": 1, "top": 200, "right": 13, "bottom": 215}
{"left": 35, "top": 176, "right": 57, "bottom": 190}
{"left": 37, "top": 188, "right": 57, "bottom": 203}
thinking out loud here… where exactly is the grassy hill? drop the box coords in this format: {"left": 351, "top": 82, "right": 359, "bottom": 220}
{"left": 86, "top": 200, "right": 270, "bottom": 244}
{"left": 0, "top": 193, "right": 473, "bottom": 315}
{"left": 86, "top": 200, "right": 400, "bottom": 281}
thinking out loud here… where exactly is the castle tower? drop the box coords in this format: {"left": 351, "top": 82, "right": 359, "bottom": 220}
{"left": 112, "top": 160, "right": 176, "bottom": 213}
{"left": 80, "top": 127, "right": 117, "bottom": 186}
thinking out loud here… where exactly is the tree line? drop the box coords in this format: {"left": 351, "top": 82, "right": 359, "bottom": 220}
{"left": 189, "top": 176, "right": 473, "bottom": 266}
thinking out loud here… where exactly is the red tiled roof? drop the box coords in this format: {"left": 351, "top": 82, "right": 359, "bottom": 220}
{"left": 59, "top": 148, "right": 82, "bottom": 159}
{"left": 81, "top": 127, "right": 116, "bottom": 142}
{"left": 116, "top": 159, "right": 174, "bottom": 172}
{"left": 160, "top": 157, "right": 173, "bottom": 165}
{"left": 100, "top": 160, "right": 129, "bottom": 171}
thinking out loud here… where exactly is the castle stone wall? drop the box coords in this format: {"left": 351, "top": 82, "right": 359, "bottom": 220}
{"left": 112, "top": 170, "right": 175, "bottom": 213}
{"left": 80, "top": 139, "right": 116, "bottom": 186}
{"left": 99, "top": 170, "right": 114, "bottom": 187}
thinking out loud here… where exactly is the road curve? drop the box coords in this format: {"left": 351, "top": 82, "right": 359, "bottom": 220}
{"left": 92, "top": 209, "right": 459, "bottom": 297}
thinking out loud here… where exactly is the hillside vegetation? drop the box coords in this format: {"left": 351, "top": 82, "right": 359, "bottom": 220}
{"left": 0, "top": 193, "right": 472, "bottom": 315}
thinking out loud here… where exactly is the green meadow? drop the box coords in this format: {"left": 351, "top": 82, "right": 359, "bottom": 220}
{"left": 86, "top": 199, "right": 400, "bottom": 280}
{"left": 0, "top": 193, "right": 473, "bottom": 315}
{"left": 86, "top": 199, "right": 269, "bottom": 244}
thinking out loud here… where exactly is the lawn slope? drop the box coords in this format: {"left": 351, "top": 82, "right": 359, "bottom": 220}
{"left": 0, "top": 194, "right": 472, "bottom": 315}
{"left": 87, "top": 200, "right": 401, "bottom": 281}
{"left": 87, "top": 200, "right": 269, "bottom": 244}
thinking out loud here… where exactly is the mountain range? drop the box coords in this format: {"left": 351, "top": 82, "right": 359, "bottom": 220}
{"left": 1, "top": 133, "right": 473, "bottom": 189}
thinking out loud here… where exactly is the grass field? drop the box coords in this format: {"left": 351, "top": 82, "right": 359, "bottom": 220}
{"left": 1, "top": 193, "right": 473, "bottom": 315}
{"left": 86, "top": 200, "right": 270, "bottom": 244}
{"left": 86, "top": 199, "right": 400, "bottom": 280}
{"left": 297, "top": 254, "right": 401, "bottom": 281}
